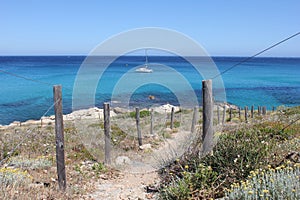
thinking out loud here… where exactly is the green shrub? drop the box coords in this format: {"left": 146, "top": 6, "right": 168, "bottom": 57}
{"left": 165, "top": 121, "right": 180, "bottom": 128}
{"left": 284, "top": 106, "right": 300, "bottom": 115}
{"left": 111, "top": 124, "right": 126, "bottom": 145}
{"left": 175, "top": 109, "right": 192, "bottom": 114}
{"left": 7, "top": 156, "right": 52, "bottom": 170}
{"left": 225, "top": 163, "right": 300, "bottom": 199}
{"left": 0, "top": 168, "right": 32, "bottom": 187}
{"left": 129, "top": 110, "right": 151, "bottom": 118}
{"left": 160, "top": 176, "right": 190, "bottom": 200}
{"left": 160, "top": 120, "right": 299, "bottom": 199}
{"left": 92, "top": 162, "right": 107, "bottom": 174}
{"left": 160, "top": 162, "right": 218, "bottom": 199}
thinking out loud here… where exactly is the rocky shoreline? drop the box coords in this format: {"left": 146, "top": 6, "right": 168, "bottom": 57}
{"left": 0, "top": 102, "right": 237, "bottom": 129}
{"left": 0, "top": 103, "right": 182, "bottom": 129}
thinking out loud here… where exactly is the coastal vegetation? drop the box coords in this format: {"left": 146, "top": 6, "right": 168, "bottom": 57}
{"left": 159, "top": 106, "right": 300, "bottom": 199}
{"left": 0, "top": 106, "right": 299, "bottom": 199}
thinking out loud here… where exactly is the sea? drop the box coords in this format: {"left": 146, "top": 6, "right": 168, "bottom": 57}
{"left": 0, "top": 56, "right": 299, "bottom": 125}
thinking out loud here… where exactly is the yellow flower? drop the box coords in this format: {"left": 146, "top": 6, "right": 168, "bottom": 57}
{"left": 267, "top": 165, "right": 272, "bottom": 168}
{"left": 248, "top": 191, "right": 254, "bottom": 195}
{"left": 184, "top": 165, "right": 189, "bottom": 169}
{"left": 263, "top": 189, "right": 269, "bottom": 193}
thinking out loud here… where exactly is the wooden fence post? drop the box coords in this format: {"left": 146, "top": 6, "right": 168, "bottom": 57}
{"left": 245, "top": 106, "right": 248, "bottom": 122}
{"left": 103, "top": 103, "right": 111, "bottom": 165}
{"left": 136, "top": 107, "right": 142, "bottom": 146}
{"left": 202, "top": 80, "right": 213, "bottom": 153}
{"left": 262, "top": 106, "right": 267, "bottom": 115}
{"left": 191, "top": 106, "right": 198, "bottom": 133}
{"left": 272, "top": 106, "right": 275, "bottom": 112}
{"left": 53, "top": 85, "right": 66, "bottom": 191}
{"left": 251, "top": 105, "right": 254, "bottom": 118}
{"left": 150, "top": 109, "right": 154, "bottom": 135}
{"left": 238, "top": 107, "right": 241, "bottom": 119}
{"left": 229, "top": 107, "right": 232, "bottom": 122}
{"left": 170, "top": 107, "right": 175, "bottom": 129}
{"left": 258, "top": 106, "right": 261, "bottom": 115}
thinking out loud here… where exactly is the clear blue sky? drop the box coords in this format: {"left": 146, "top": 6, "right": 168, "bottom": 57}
{"left": 1, "top": 0, "right": 299, "bottom": 56}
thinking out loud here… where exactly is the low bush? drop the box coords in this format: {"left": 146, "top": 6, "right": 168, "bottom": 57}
{"left": 225, "top": 162, "right": 300, "bottom": 199}
{"left": 0, "top": 168, "right": 32, "bottom": 187}
{"left": 129, "top": 110, "right": 151, "bottom": 118}
{"left": 7, "top": 156, "right": 52, "bottom": 170}
{"left": 159, "top": 118, "right": 299, "bottom": 199}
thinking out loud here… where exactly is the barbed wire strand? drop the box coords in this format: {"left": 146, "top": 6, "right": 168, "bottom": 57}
{"left": 0, "top": 99, "right": 60, "bottom": 166}
{"left": 0, "top": 68, "right": 73, "bottom": 91}
{"left": 212, "top": 31, "right": 300, "bottom": 79}
{"left": 281, "top": 116, "right": 300, "bottom": 132}
{"left": 0, "top": 68, "right": 54, "bottom": 86}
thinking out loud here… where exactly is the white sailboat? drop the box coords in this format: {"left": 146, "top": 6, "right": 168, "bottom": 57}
{"left": 135, "top": 50, "right": 153, "bottom": 73}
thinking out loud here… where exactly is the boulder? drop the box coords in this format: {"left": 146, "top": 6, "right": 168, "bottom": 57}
{"left": 115, "top": 156, "right": 132, "bottom": 165}
{"left": 113, "top": 107, "right": 129, "bottom": 114}
{"left": 139, "top": 144, "right": 152, "bottom": 150}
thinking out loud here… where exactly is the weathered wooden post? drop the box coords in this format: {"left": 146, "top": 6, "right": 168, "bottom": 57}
{"left": 244, "top": 106, "right": 248, "bottom": 122}
{"left": 272, "top": 106, "right": 275, "bottom": 112}
{"left": 150, "top": 109, "right": 154, "bottom": 135}
{"left": 103, "top": 103, "right": 111, "bottom": 165}
{"left": 191, "top": 106, "right": 198, "bottom": 133}
{"left": 202, "top": 80, "right": 213, "bottom": 153}
{"left": 262, "top": 106, "right": 267, "bottom": 115}
{"left": 251, "top": 105, "right": 254, "bottom": 118}
{"left": 229, "top": 107, "right": 232, "bottom": 122}
{"left": 258, "top": 106, "right": 261, "bottom": 115}
{"left": 238, "top": 107, "right": 241, "bottom": 119}
{"left": 170, "top": 107, "right": 175, "bottom": 129}
{"left": 222, "top": 105, "right": 226, "bottom": 124}
{"left": 53, "top": 85, "right": 66, "bottom": 191}
{"left": 135, "top": 107, "right": 142, "bottom": 146}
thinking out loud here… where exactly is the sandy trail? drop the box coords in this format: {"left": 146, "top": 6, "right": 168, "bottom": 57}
{"left": 87, "top": 127, "right": 198, "bottom": 200}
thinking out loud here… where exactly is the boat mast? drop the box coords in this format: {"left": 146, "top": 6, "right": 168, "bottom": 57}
{"left": 145, "top": 49, "right": 148, "bottom": 68}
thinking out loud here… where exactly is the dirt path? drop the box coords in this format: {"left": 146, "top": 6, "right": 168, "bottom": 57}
{"left": 87, "top": 170, "right": 159, "bottom": 200}
{"left": 86, "top": 128, "right": 197, "bottom": 200}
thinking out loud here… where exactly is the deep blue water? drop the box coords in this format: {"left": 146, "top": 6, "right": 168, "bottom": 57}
{"left": 0, "top": 56, "right": 299, "bottom": 125}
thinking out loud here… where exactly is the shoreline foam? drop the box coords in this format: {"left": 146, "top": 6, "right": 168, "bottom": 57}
{"left": 0, "top": 103, "right": 185, "bottom": 129}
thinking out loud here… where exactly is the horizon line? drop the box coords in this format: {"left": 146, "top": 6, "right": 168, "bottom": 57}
{"left": 0, "top": 54, "right": 300, "bottom": 58}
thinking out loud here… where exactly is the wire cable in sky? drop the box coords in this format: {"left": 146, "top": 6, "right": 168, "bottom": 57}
{"left": 212, "top": 31, "right": 300, "bottom": 79}
{"left": 0, "top": 68, "right": 73, "bottom": 91}
{"left": 0, "top": 68, "right": 54, "bottom": 86}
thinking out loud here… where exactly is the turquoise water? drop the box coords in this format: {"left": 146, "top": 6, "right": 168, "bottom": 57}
{"left": 0, "top": 56, "right": 299, "bottom": 125}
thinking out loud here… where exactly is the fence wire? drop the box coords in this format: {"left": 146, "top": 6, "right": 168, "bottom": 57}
{"left": 0, "top": 99, "right": 60, "bottom": 166}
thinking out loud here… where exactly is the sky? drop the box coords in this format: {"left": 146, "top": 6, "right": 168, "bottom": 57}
{"left": 0, "top": 0, "right": 299, "bottom": 56}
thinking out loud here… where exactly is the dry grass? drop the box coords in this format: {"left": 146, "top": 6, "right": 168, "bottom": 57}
{"left": 0, "top": 122, "right": 119, "bottom": 200}
{"left": 0, "top": 108, "right": 197, "bottom": 199}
